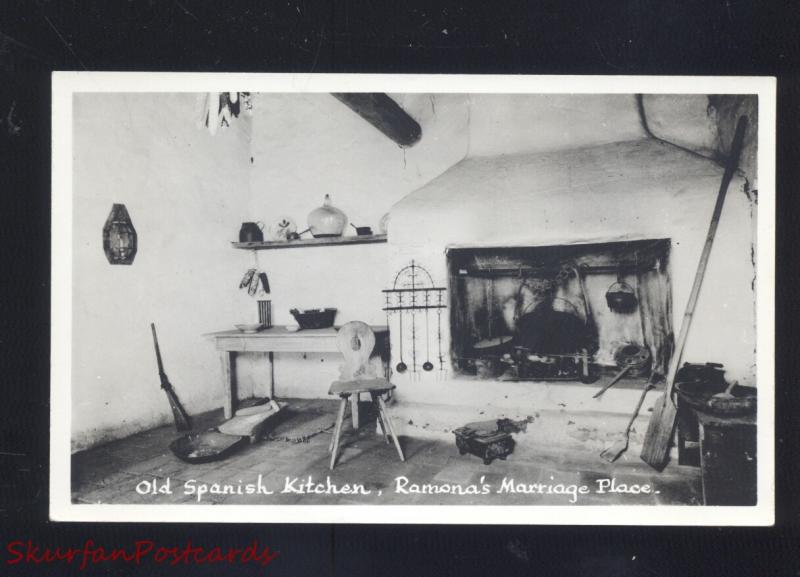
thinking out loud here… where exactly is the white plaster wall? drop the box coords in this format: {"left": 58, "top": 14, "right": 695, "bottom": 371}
{"left": 71, "top": 93, "right": 254, "bottom": 451}
{"left": 239, "top": 93, "right": 470, "bottom": 398}
{"left": 642, "top": 94, "right": 719, "bottom": 155}
{"left": 467, "top": 94, "right": 646, "bottom": 156}
{"left": 642, "top": 94, "right": 759, "bottom": 187}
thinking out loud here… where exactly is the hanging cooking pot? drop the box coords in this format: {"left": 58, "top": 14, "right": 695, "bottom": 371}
{"left": 307, "top": 194, "right": 348, "bottom": 238}
{"left": 605, "top": 281, "right": 637, "bottom": 313}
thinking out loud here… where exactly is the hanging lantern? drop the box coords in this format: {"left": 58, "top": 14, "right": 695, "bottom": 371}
{"left": 102, "top": 203, "right": 138, "bottom": 265}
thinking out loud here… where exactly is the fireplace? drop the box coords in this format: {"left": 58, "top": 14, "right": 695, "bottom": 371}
{"left": 447, "top": 239, "right": 673, "bottom": 381}
{"left": 386, "top": 122, "right": 755, "bottom": 408}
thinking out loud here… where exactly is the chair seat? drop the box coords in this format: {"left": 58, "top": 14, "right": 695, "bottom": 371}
{"left": 328, "top": 378, "right": 394, "bottom": 396}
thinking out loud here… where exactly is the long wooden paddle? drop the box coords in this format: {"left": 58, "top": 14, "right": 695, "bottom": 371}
{"left": 640, "top": 116, "right": 748, "bottom": 470}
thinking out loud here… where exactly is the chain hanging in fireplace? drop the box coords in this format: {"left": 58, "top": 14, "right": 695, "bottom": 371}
{"left": 383, "top": 260, "right": 447, "bottom": 378}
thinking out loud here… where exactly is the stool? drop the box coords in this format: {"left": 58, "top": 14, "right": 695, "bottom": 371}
{"left": 327, "top": 322, "right": 405, "bottom": 470}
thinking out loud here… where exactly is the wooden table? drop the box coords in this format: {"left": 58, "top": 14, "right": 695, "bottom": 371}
{"left": 206, "top": 325, "right": 388, "bottom": 420}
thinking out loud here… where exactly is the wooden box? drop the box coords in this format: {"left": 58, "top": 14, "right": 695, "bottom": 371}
{"left": 696, "top": 411, "right": 757, "bottom": 506}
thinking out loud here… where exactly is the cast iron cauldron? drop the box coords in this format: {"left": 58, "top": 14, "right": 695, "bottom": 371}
{"left": 675, "top": 381, "right": 757, "bottom": 417}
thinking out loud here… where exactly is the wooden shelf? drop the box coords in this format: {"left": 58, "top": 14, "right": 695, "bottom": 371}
{"left": 232, "top": 234, "right": 387, "bottom": 250}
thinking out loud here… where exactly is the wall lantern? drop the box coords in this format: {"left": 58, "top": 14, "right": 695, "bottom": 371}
{"left": 102, "top": 203, "right": 137, "bottom": 265}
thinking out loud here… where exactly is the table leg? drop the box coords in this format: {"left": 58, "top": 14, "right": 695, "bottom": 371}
{"left": 220, "top": 351, "right": 235, "bottom": 420}
{"left": 350, "top": 393, "right": 360, "bottom": 429}
{"left": 266, "top": 351, "right": 274, "bottom": 399}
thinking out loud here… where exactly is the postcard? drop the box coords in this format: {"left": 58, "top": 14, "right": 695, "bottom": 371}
{"left": 51, "top": 73, "right": 775, "bottom": 524}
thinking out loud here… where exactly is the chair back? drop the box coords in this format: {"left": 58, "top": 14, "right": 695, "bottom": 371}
{"left": 336, "top": 321, "right": 378, "bottom": 381}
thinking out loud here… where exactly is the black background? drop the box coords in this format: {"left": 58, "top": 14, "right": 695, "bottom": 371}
{"left": 0, "top": 0, "right": 798, "bottom": 575}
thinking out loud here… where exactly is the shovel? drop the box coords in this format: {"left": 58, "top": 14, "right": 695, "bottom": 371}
{"left": 600, "top": 380, "right": 654, "bottom": 463}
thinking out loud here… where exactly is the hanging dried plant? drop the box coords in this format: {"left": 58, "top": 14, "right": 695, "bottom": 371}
{"left": 198, "top": 92, "right": 252, "bottom": 134}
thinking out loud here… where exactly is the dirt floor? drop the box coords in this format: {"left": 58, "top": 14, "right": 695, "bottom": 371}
{"left": 72, "top": 398, "right": 702, "bottom": 506}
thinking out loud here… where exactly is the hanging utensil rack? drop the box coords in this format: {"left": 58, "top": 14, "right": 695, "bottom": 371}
{"left": 383, "top": 261, "right": 447, "bottom": 376}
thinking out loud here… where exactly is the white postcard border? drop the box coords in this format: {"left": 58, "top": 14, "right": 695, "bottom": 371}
{"left": 51, "top": 72, "right": 776, "bottom": 525}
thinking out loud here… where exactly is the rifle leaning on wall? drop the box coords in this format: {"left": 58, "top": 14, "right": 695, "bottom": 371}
{"left": 150, "top": 323, "right": 192, "bottom": 432}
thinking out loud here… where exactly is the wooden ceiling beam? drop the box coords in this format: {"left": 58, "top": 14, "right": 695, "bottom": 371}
{"left": 332, "top": 93, "right": 422, "bottom": 148}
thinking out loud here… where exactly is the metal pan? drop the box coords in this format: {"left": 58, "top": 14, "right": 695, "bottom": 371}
{"left": 169, "top": 430, "right": 247, "bottom": 464}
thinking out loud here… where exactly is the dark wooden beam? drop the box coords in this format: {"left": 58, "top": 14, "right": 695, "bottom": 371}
{"left": 332, "top": 93, "right": 422, "bottom": 147}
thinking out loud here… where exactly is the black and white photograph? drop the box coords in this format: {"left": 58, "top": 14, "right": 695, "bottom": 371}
{"left": 51, "top": 74, "right": 774, "bottom": 525}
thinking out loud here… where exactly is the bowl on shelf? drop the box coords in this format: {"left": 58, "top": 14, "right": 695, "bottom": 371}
{"left": 289, "top": 308, "right": 337, "bottom": 329}
{"left": 235, "top": 323, "right": 263, "bottom": 334}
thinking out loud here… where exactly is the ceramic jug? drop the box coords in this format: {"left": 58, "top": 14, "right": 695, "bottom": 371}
{"left": 239, "top": 222, "right": 264, "bottom": 242}
{"left": 307, "top": 194, "right": 348, "bottom": 238}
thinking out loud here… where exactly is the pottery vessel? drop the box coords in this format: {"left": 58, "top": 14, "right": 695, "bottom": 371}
{"left": 239, "top": 221, "right": 264, "bottom": 242}
{"left": 307, "top": 194, "right": 348, "bottom": 238}
{"left": 267, "top": 216, "right": 297, "bottom": 241}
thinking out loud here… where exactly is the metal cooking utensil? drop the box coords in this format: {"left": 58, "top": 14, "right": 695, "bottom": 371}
{"left": 396, "top": 304, "right": 407, "bottom": 373}
{"left": 350, "top": 223, "right": 373, "bottom": 236}
{"left": 600, "top": 379, "right": 655, "bottom": 462}
{"left": 423, "top": 291, "right": 434, "bottom": 371}
{"left": 287, "top": 228, "right": 310, "bottom": 241}
{"left": 592, "top": 365, "right": 632, "bottom": 398}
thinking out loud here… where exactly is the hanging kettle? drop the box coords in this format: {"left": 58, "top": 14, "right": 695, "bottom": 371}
{"left": 307, "top": 194, "right": 348, "bottom": 238}
{"left": 605, "top": 280, "right": 637, "bottom": 313}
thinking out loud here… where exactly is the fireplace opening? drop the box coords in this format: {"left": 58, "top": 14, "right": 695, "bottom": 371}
{"left": 447, "top": 239, "right": 673, "bottom": 382}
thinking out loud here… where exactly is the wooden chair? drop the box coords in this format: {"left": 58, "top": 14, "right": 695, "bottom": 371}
{"left": 328, "top": 321, "right": 405, "bottom": 470}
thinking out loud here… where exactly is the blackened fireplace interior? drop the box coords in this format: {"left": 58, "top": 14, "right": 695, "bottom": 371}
{"left": 447, "top": 239, "right": 673, "bottom": 382}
